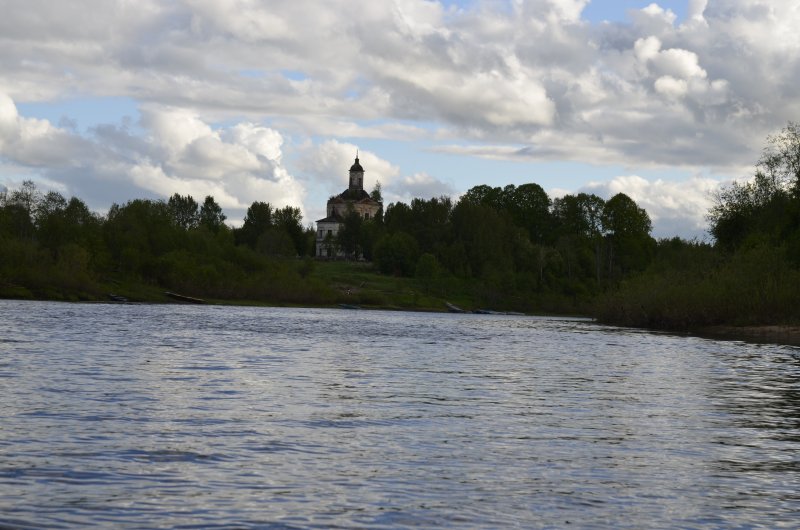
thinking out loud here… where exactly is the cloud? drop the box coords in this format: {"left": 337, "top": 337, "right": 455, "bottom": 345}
{"left": 389, "top": 172, "right": 456, "bottom": 203}
{"left": 0, "top": 92, "right": 304, "bottom": 222}
{"left": 1, "top": 0, "right": 799, "bottom": 234}
{"left": 296, "top": 139, "right": 399, "bottom": 195}
{"left": 580, "top": 174, "right": 726, "bottom": 239}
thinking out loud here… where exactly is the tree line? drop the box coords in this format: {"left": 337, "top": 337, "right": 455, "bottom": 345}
{"left": 0, "top": 187, "right": 329, "bottom": 303}
{"left": 3, "top": 122, "right": 799, "bottom": 327}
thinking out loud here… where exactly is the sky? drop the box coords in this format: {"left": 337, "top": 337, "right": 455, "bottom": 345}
{"left": 1, "top": 0, "right": 798, "bottom": 239}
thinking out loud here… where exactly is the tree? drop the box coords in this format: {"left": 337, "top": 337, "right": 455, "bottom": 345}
{"left": 103, "top": 199, "right": 176, "bottom": 274}
{"left": 450, "top": 200, "right": 513, "bottom": 278}
{"left": 168, "top": 193, "right": 200, "bottom": 230}
{"left": 601, "top": 193, "right": 654, "bottom": 275}
{"left": 9, "top": 180, "right": 42, "bottom": 221}
{"left": 358, "top": 219, "right": 384, "bottom": 261}
{"left": 1, "top": 180, "right": 40, "bottom": 240}
{"left": 507, "top": 183, "right": 552, "bottom": 243}
{"left": 602, "top": 193, "right": 651, "bottom": 238}
{"left": 408, "top": 196, "right": 453, "bottom": 253}
{"left": 273, "top": 206, "right": 305, "bottom": 256}
{"left": 238, "top": 201, "right": 273, "bottom": 248}
{"left": 553, "top": 193, "right": 605, "bottom": 282}
{"left": 199, "top": 196, "right": 226, "bottom": 232}
{"left": 373, "top": 232, "right": 420, "bottom": 276}
{"left": 256, "top": 228, "right": 296, "bottom": 257}
{"left": 34, "top": 191, "right": 68, "bottom": 254}
{"left": 708, "top": 170, "right": 795, "bottom": 252}
{"left": 383, "top": 201, "right": 413, "bottom": 234}
{"left": 34, "top": 191, "right": 67, "bottom": 228}
{"left": 415, "top": 252, "right": 442, "bottom": 293}
{"left": 370, "top": 181, "right": 383, "bottom": 202}
{"left": 336, "top": 209, "right": 363, "bottom": 259}
{"left": 460, "top": 184, "right": 504, "bottom": 210}
{"left": 758, "top": 121, "right": 800, "bottom": 194}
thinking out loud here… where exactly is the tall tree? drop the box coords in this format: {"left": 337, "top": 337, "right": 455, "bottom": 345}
{"left": 370, "top": 181, "right": 383, "bottom": 202}
{"left": 758, "top": 121, "right": 800, "bottom": 193}
{"left": 273, "top": 205, "right": 305, "bottom": 256}
{"left": 461, "top": 184, "right": 504, "bottom": 210}
{"left": 168, "top": 193, "right": 200, "bottom": 230}
{"left": 336, "top": 209, "right": 363, "bottom": 259}
{"left": 601, "top": 193, "right": 654, "bottom": 276}
{"left": 238, "top": 201, "right": 273, "bottom": 248}
{"left": 553, "top": 193, "right": 605, "bottom": 282}
{"left": 199, "top": 195, "right": 226, "bottom": 232}
{"left": 507, "top": 183, "right": 552, "bottom": 243}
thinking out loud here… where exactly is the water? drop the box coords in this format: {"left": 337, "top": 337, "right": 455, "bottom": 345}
{"left": 1, "top": 300, "right": 799, "bottom": 529}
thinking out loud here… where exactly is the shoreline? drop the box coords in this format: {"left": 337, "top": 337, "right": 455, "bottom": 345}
{"left": 693, "top": 325, "right": 800, "bottom": 347}
{"left": 4, "top": 295, "right": 799, "bottom": 347}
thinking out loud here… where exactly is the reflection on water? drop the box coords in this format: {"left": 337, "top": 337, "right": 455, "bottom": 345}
{"left": 1, "top": 300, "right": 799, "bottom": 528}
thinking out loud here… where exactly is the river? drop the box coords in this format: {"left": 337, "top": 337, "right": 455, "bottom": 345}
{"left": 1, "top": 300, "right": 798, "bottom": 528}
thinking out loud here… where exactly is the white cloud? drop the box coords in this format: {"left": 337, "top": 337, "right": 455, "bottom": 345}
{"left": 580, "top": 174, "right": 725, "bottom": 239}
{"left": 0, "top": 0, "right": 798, "bottom": 235}
{"left": 654, "top": 76, "right": 688, "bottom": 98}
{"left": 296, "top": 139, "right": 399, "bottom": 194}
{"left": 687, "top": 0, "right": 708, "bottom": 24}
{"left": 0, "top": 92, "right": 305, "bottom": 222}
{"left": 390, "top": 171, "right": 456, "bottom": 203}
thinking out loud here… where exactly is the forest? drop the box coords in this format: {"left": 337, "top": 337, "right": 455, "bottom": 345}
{"left": 2, "top": 124, "right": 800, "bottom": 330}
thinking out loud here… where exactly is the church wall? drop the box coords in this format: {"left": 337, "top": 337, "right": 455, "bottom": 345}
{"left": 330, "top": 201, "right": 381, "bottom": 220}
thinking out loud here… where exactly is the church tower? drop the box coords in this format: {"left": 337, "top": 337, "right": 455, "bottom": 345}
{"left": 348, "top": 153, "right": 364, "bottom": 192}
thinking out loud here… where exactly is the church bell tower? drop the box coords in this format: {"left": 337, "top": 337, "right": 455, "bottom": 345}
{"left": 348, "top": 153, "right": 364, "bottom": 192}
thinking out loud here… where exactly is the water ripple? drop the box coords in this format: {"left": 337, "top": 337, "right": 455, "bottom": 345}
{"left": 1, "top": 300, "right": 799, "bottom": 528}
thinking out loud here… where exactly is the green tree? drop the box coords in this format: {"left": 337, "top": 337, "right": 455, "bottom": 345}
{"left": 450, "top": 200, "right": 513, "bottom": 279}
{"left": 415, "top": 252, "right": 442, "bottom": 293}
{"left": 758, "top": 121, "right": 800, "bottom": 193}
{"left": 104, "top": 199, "right": 177, "bottom": 275}
{"left": 408, "top": 196, "right": 453, "bottom": 254}
{"left": 168, "top": 193, "right": 200, "bottom": 230}
{"left": 460, "top": 184, "right": 504, "bottom": 210}
{"left": 336, "top": 209, "right": 363, "bottom": 259}
{"left": 383, "top": 201, "right": 413, "bottom": 234}
{"left": 1, "top": 180, "right": 40, "bottom": 240}
{"left": 553, "top": 193, "right": 605, "bottom": 282}
{"left": 238, "top": 201, "right": 273, "bottom": 248}
{"left": 358, "top": 219, "right": 384, "bottom": 261}
{"left": 507, "top": 183, "right": 552, "bottom": 243}
{"left": 273, "top": 206, "right": 305, "bottom": 256}
{"left": 9, "top": 180, "right": 42, "bottom": 221}
{"left": 199, "top": 195, "right": 226, "bottom": 232}
{"left": 370, "top": 181, "right": 383, "bottom": 202}
{"left": 602, "top": 193, "right": 654, "bottom": 276}
{"left": 373, "top": 231, "right": 420, "bottom": 276}
{"left": 256, "top": 228, "right": 296, "bottom": 257}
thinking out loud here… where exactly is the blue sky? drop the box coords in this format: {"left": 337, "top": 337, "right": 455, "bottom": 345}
{"left": 0, "top": 0, "right": 796, "bottom": 238}
{"left": 582, "top": 0, "right": 686, "bottom": 22}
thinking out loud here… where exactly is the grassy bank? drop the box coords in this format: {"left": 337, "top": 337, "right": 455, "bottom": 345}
{"left": 0, "top": 259, "right": 551, "bottom": 314}
{"left": 594, "top": 243, "right": 800, "bottom": 331}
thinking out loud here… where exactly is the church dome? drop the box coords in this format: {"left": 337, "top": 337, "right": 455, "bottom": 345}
{"left": 349, "top": 156, "right": 364, "bottom": 172}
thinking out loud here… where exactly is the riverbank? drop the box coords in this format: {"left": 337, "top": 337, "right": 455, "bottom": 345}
{"left": 5, "top": 262, "right": 799, "bottom": 347}
{"left": 0, "top": 259, "right": 561, "bottom": 315}
{"left": 694, "top": 325, "right": 800, "bottom": 347}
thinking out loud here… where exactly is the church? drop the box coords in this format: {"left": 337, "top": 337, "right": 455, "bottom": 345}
{"left": 315, "top": 155, "right": 382, "bottom": 258}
